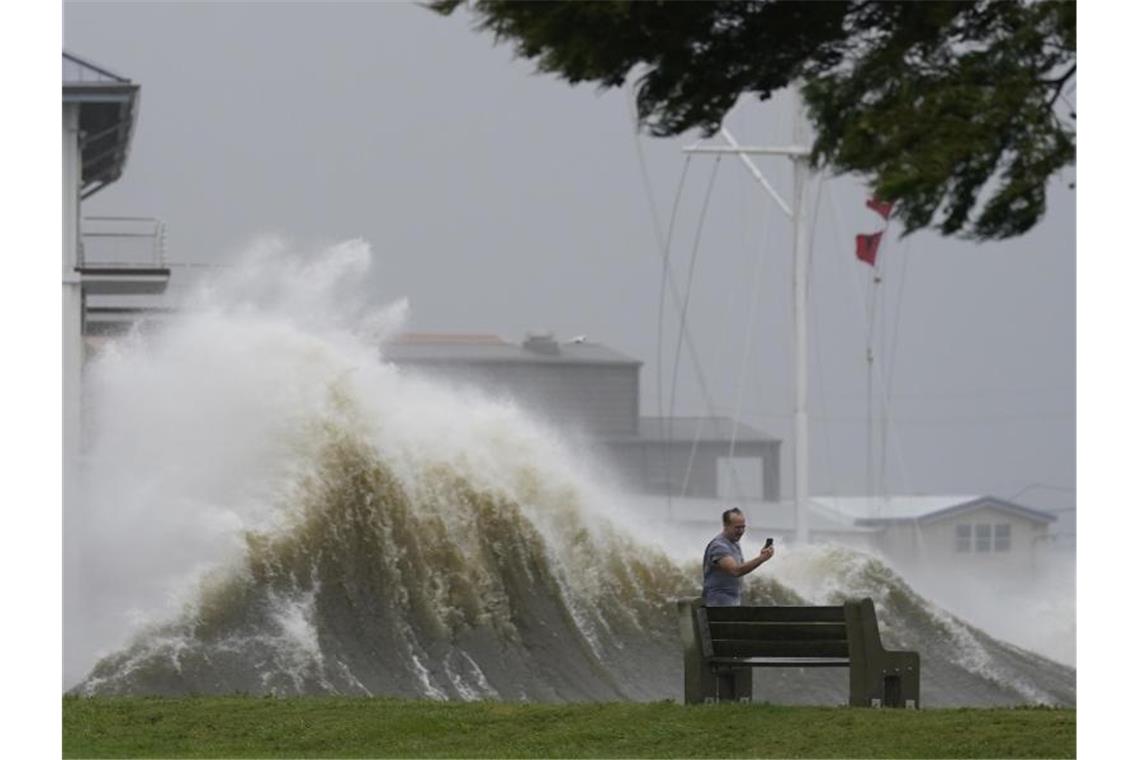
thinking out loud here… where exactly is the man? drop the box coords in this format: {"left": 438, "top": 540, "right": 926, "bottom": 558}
{"left": 702, "top": 508, "right": 775, "bottom": 606}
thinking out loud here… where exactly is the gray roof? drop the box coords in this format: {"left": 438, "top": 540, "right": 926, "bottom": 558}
{"left": 64, "top": 51, "right": 131, "bottom": 86}
{"left": 381, "top": 333, "right": 640, "bottom": 367}
{"left": 63, "top": 51, "right": 140, "bottom": 197}
{"left": 812, "top": 495, "right": 1058, "bottom": 526}
{"left": 631, "top": 417, "right": 779, "bottom": 444}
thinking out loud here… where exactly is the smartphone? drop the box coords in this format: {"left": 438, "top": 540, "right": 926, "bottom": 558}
{"left": 764, "top": 537, "right": 774, "bottom": 549}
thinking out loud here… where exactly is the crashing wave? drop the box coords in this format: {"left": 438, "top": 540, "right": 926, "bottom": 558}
{"left": 68, "top": 240, "right": 1074, "bottom": 706}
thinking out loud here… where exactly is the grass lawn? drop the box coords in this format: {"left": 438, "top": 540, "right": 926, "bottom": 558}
{"left": 63, "top": 696, "right": 1075, "bottom": 758}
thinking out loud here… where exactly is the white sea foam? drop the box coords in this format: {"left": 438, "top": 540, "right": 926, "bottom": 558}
{"left": 263, "top": 588, "right": 330, "bottom": 693}
{"left": 443, "top": 650, "right": 500, "bottom": 701}
{"left": 409, "top": 652, "right": 448, "bottom": 701}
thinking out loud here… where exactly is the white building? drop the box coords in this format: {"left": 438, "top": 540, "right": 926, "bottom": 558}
{"left": 814, "top": 495, "right": 1057, "bottom": 577}
{"left": 63, "top": 51, "right": 169, "bottom": 473}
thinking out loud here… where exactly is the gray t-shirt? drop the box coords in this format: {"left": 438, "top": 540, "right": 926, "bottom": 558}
{"left": 702, "top": 534, "right": 744, "bottom": 606}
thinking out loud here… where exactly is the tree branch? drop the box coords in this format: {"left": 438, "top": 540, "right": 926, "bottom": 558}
{"left": 1046, "top": 65, "right": 1076, "bottom": 109}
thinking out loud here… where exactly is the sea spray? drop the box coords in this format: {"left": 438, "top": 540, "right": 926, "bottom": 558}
{"left": 777, "top": 544, "right": 1072, "bottom": 705}
{"left": 67, "top": 239, "right": 1074, "bottom": 705}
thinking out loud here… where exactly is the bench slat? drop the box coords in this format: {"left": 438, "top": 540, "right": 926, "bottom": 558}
{"left": 705, "top": 605, "right": 846, "bottom": 623}
{"left": 709, "top": 656, "right": 851, "bottom": 668}
{"left": 708, "top": 622, "right": 848, "bottom": 642}
{"left": 711, "top": 640, "right": 851, "bottom": 659}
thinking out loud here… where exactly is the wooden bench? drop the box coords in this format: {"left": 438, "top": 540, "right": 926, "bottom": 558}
{"left": 677, "top": 597, "right": 920, "bottom": 707}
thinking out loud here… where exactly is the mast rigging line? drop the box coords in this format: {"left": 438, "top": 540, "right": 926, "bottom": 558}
{"left": 627, "top": 91, "right": 727, "bottom": 513}
{"left": 668, "top": 156, "right": 728, "bottom": 500}
{"left": 806, "top": 175, "right": 841, "bottom": 499}
{"left": 884, "top": 236, "right": 912, "bottom": 400}
{"left": 881, "top": 235, "right": 912, "bottom": 494}
{"left": 655, "top": 154, "right": 694, "bottom": 512}
{"left": 680, "top": 163, "right": 775, "bottom": 506}
{"left": 722, "top": 170, "right": 780, "bottom": 506}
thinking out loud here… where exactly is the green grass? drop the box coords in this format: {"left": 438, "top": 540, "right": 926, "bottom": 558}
{"left": 63, "top": 696, "right": 1075, "bottom": 759}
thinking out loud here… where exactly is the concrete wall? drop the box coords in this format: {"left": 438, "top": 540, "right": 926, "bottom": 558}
{"left": 603, "top": 440, "right": 779, "bottom": 500}
{"left": 395, "top": 358, "right": 782, "bottom": 501}
{"left": 403, "top": 361, "right": 639, "bottom": 436}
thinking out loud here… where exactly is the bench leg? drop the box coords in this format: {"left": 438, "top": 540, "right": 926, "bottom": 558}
{"left": 849, "top": 660, "right": 868, "bottom": 707}
{"left": 898, "top": 653, "right": 920, "bottom": 709}
{"left": 683, "top": 659, "right": 753, "bottom": 704}
{"left": 684, "top": 654, "right": 719, "bottom": 704}
{"left": 714, "top": 666, "right": 752, "bottom": 703}
{"left": 879, "top": 653, "right": 920, "bottom": 708}
{"left": 849, "top": 655, "right": 920, "bottom": 708}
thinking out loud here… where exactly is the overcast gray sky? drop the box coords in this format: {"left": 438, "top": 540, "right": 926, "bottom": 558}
{"left": 63, "top": 1, "right": 1076, "bottom": 522}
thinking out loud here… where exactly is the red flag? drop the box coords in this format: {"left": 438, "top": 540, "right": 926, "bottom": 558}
{"left": 866, "top": 197, "right": 894, "bottom": 220}
{"left": 855, "top": 231, "right": 883, "bottom": 267}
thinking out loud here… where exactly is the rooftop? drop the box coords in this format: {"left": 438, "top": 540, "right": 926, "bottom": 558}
{"left": 63, "top": 51, "right": 140, "bottom": 197}
{"left": 811, "top": 495, "right": 1057, "bottom": 525}
{"left": 628, "top": 417, "right": 779, "bottom": 444}
{"left": 382, "top": 332, "right": 641, "bottom": 367}
{"left": 64, "top": 51, "right": 131, "bottom": 86}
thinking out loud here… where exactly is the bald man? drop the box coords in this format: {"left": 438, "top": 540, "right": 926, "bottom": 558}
{"left": 702, "top": 508, "right": 775, "bottom": 606}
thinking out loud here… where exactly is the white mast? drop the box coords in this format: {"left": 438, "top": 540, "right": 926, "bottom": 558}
{"left": 683, "top": 92, "right": 812, "bottom": 544}
{"left": 790, "top": 94, "right": 811, "bottom": 546}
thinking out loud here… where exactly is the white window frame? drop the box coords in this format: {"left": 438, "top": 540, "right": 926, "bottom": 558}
{"left": 975, "top": 523, "right": 992, "bottom": 553}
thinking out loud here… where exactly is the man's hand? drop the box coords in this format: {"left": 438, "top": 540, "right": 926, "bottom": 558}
{"left": 758, "top": 545, "right": 775, "bottom": 563}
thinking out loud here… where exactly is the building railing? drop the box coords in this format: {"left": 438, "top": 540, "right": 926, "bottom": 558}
{"left": 79, "top": 216, "right": 167, "bottom": 268}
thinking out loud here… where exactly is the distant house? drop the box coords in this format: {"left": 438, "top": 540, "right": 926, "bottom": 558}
{"left": 811, "top": 495, "right": 1057, "bottom": 575}
{"left": 382, "top": 332, "right": 782, "bottom": 501}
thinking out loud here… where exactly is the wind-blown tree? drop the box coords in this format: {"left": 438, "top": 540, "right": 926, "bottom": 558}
{"left": 430, "top": 0, "right": 1075, "bottom": 240}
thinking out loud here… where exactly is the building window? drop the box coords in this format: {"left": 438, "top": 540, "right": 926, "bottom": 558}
{"left": 975, "top": 524, "right": 992, "bottom": 553}
{"left": 995, "top": 523, "right": 1011, "bottom": 552}
{"left": 956, "top": 524, "right": 971, "bottom": 553}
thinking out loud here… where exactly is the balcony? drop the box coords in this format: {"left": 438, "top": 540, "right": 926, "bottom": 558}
{"left": 78, "top": 216, "right": 170, "bottom": 295}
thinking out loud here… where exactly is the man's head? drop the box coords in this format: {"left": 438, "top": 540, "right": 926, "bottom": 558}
{"left": 721, "top": 508, "right": 746, "bottom": 543}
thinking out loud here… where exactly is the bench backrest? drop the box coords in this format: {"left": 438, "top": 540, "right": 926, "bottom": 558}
{"left": 700, "top": 605, "right": 850, "bottom": 659}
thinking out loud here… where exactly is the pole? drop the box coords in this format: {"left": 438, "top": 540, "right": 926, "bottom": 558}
{"left": 63, "top": 103, "right": 83, "bottom": 496}
{"left": 791, "top": 103, "right": 810, "bottom": 547}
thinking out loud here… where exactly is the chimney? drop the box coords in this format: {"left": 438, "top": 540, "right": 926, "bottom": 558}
{"left": 522, "top": 331, "right": 560, "bottom": 355}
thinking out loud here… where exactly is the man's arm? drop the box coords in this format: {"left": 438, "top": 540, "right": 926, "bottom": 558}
{"left": 716, "top": 546, "right": 775, "bottom": 578}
